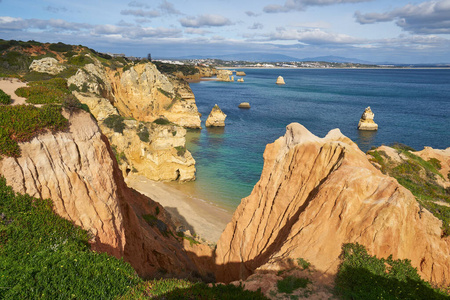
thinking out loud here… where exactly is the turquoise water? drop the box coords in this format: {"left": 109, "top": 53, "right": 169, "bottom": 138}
{"left": 174, "top": 69, "right": 450, "bottom": 211}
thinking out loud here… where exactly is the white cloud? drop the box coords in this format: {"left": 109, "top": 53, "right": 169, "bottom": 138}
{"left": 120, "top": 9, "right": 160, "bottom": 18}
{"left": 264, "top": 0, "right": 371, "bottom": 13}
{"left": 245, "top": 11, "right": 260, "bottom": 17}
{"left": 158, "top": 1, "right": 182, "bottom": 15}
{"left": 0, "top": 17, "right": 91, "bottom": 31}
{"left": 249, "top": 22, "right": 264, "bottom": 30}
{"left": 268, "top": 27, "right": 363, "bottom": 45}
{"left": 179, "top": 14, "right": 233, "bottom": 28}
{"left": 128, "top": 1, "right": 149, "bottom": 8}
{"left": 355, "top": 0, "right": 450, "bottom": 34}
{"left": 184, "top": 28, "right": 211, "bottom": 35}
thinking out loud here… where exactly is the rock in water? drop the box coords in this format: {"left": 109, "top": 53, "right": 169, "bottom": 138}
{"left": 215, "top": 123, "right": 450, "bottom": 286}
{"left": 358, "top": 106, "right": 378, "bottom": 130}
{"left": 276, "top": 76, "right": 285, "bottom": 85}
{"left": 205, "top": 104, "right": 227, "bottom": 127}
{"left": 236, "top": 71, "right": 246, "bottom": 76}
{"left": 237, "top": 78, "right": 244, "bottom": 82}
{"left": 238, "top": 102, "right": 251, "bottom": 109}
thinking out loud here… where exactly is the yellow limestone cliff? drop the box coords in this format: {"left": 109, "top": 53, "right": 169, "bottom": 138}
{"left": 215, "top": 123, "right": 450, "bottom": 286}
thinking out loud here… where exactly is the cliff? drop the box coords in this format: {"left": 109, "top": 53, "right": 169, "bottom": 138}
{"left": 0, "top": 109, "right": 205, "bottom": 278}
{"left": 67, "top": 56, "right": 197, "bottom": 181}
{"left": 215, "top": 123, "right": 450, "bottom": 286}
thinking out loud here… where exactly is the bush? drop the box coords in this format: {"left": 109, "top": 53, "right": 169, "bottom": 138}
{"left": 335, "top": 243, "right": 449, "bottom": 299}
{"left": 62, "top": 94, "right": 90, "bottom": 113}
{"left": 0, "top": 88, "right": 11, "bottom": 105}
{"left": 175, "top": 146, "right": 186, "bottom": 157}
{"left": 277, "top": 276, "right": 310, "bottom": 294}
{"left": 48, "top": 42, "right": 74, "bottom": 52}
{"left": 0, "top": 104, "right": 69, "bottom": 157}
{"left": 0, "top": 176, "right": 140, "bottom": 299}
{"left": 137, "top": 123, "right": 150, "bottom": 142}
{"left": 68, "top": 54, "right": 94, "bottom": 67}
{"left": 153, "top": 117, "right": 172, "bottom": 125}
{"left": 103, "top": 114, "right": 125, "bottom": 133}
{"left": 119, "top": 278, "right": 268, "bottom": 300}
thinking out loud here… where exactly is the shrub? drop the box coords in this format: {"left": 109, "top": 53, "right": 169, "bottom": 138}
{"left": 48, "top": 42, "right": 74, "bottom": 52}
{"left": 277, "top": 276, "right": 310, "bottom": 294}
{"left": 103, "top": 114, "right": 125, "bottom": 133}
{"left": 296, "top": 257, "right": 311, "bottom": 270}
{"left": 175, "top": 146, "right": 186, "bottom": 157}
{"left": 153, "top": 117, "right": 172, "bottom": 125}
{"left": 137, "top": 123, "right": 150, "bottom": 142}
{"left": 335, "top": 243, "right": 449, "bottom": 299}
{"left": 0, "top": 104, "right": 68, "bottom": 157}
{"left": 68, "top": 54, "right": 94, "bottom": 67}
{"left": 0, "top": 88, "right": 11, "bottom": 105}
{"left": 62, "top": 94, "right": 90, "bottom": 113}
{"left": 15, "top": 78, "right": 70, "bottom": 104}
{"left": 0, "top": 176, "right": 140, "bottom": 299}
{"left": 119, "top": 278, "right": 268, "bottom": 300}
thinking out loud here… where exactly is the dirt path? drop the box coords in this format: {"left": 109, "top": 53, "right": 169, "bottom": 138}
{"left": 0, "top": 77, "right": 27, "bottom": 105}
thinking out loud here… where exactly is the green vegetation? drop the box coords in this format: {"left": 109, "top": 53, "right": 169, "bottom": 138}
{"left": 176, "top": 232, "right": 200, "bottom": 246}
{"left": 296, "top": 258, "right": 311, "bottom": 270}
{"left": 153, "top": 117, "right": 173, "bottom": 125}
{"left": 0, "top": 50, "right": 33, "bottom": 74}
{"left": 153, "top": 61, "right": 199, "bottom": 76}
{"left": 68, "top": 54, "right": 94, "bottom": 67}
{"left": 15, "top": 78, "right": 70, "bottom": 104}
{"left": 368, "top": 145, "right": 450, "bottom": 236}
{"left": 277, "top": 276, "right": 310, "bottom": 294}
{"left": 103, "top": 114, "right": 125, "bottom": 133}
{"left": 0, "top": 88, "right": 11, "bottom": 105}
{"left": 143, "top": 214, "right": 158, "bottom": 227}
{"left": 157, "top": 87, "right": 173, "bottom": 98}
{"left": 335, "top": 243, "right": 449, "bottom": 299}
{"left": 48, "top": 42, "right": 74, "bottom": 52}
{"left": 0, "top": 105, "right": 68, "bottom": 157}
{"left": 137, "top": 123, "right": 150, "bottom": 143}
{"left": 119, "top": 278, "right": 268, "bottom": 300}
{"left": 0, "top": 176, "right": 140, "bottom": 299}
{"left": 175, "top": 146, "right": 186, "bottom": 157}
{"left": 62, "top": 94, "right": 90, "bottom": 114}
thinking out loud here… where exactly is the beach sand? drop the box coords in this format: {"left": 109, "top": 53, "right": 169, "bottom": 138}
{"left": 126, "top": 174, "right": 232, "bottom": 243}
{"left": 0, "top": 77, "right": 27, "bottom": 105}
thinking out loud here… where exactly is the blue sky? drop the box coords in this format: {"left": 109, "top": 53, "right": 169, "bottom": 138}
{"left": 1, "top": 0, "right": 450, "bottom": 63}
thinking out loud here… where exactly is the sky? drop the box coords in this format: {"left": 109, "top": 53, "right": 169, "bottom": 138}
{"left": 1, "top": 0, "right": 450, "bottom": 63}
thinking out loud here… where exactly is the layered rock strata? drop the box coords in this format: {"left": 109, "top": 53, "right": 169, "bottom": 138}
{"left": 358, "top": 106, "right": 378, "bottom": 130}
{"left": 0, "top": 110, "right": 204, "bottom": 277}
{"left": 205, "top": 104, "right": 227, "bottom": 127}
{"left": 215, "top": 123, "right": 450, "bottom": 286}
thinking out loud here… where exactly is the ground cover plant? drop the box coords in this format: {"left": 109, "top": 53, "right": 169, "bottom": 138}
{"left": 0, "top": 88, "right": 11, "bottom": 105}
{"left": 103, "top": 114, "right": 126, "bottom": 133}
{"left": 335, "top": 243, "right": 449, "bottom": 299}
{"left": 119, "top": 278, "right": 268, "bottom": 300}
{"left": 0, "top": 104, "right": 68, "bottom": 157}
{"left": 0, "top": 177, "right": 141, "bottom": 299}
{"left": 15, "top": 78, "right": 71, "bottom": 104}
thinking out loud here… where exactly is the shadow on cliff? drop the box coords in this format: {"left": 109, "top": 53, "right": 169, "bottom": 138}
{"left": 164, "top": 206, "right": 196, "bottom": 236}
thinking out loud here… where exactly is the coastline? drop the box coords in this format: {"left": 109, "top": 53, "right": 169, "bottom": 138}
{"left": 125, "top": 174, "right": 232, "bottom": 243}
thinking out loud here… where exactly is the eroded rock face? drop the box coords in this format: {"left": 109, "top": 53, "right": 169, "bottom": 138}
{"left": 0, "top": 110, "right": 203, "bottom": 277}
{"left": 358, "top": 106, "right": 378, "bottom": 130}
{"left": 414, "top": 147, "right": 450, "bottom": 188}
{"left": 205, "top": 104, "right": 226, "bottom": 127}
{"left": 29, "top": 57, "right": 65, "bottom": 75}
{"left": 215, "top": 123, "right": 450, "bottom": 286}
{"left": 276, "top": 76, "right": 285, "bottom": 85}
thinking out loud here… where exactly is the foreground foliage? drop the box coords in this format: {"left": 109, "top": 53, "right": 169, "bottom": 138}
{"left": 335, "top": 243, "right": 449, "bottom": 299}
{"left": 119, "top": 278, "right": 268, "bottom": 300}
{"left": 15, "top": 78, "right": 70, "bottom": 104}
{"left": 0, "top": 177, "right": 141, "bottom": 299}
{"left": 0, "top": 88, "right": 11, "bottom": 105}
{"left": 0, "top": 104, "right": 69, "bottom": 157}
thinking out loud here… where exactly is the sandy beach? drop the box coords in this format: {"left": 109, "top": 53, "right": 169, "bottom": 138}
{"left": 126, "top": 174, "right": 232, "bottom": 243}
{"left": 0, "top": 77, "right": 27, "bottom": 105}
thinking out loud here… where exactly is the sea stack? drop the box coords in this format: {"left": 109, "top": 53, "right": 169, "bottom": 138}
{"left": 276, "top": 76, "right": 285, "bottom": 85}
{"left": 238, "top": 102, "right": 251, "bottom": 109}
{"left": 236, "top": 71, "right": 246, "bottom": 76}
{"left": 205, "top": 104, "right": 227, "bottom": 127}
{"left": 237, "top": 78, "right": 244, "bottom": 82}
{"left": 358, "top": 106, "right": 378, "bottom": 130}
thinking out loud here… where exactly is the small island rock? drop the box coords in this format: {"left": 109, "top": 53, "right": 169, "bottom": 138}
{"left": 237, "top": 78, "right": 244, "bottom": 82}
{"left": 238, "top": 102, "right": 251, "bottom": 109}
{"left": 358, "top": 106, "right": 378, "bottom": 130}
{"left": 205, "top": 104, "right": 227, "bottom": 127}
{"left": 236, "top": 71, "right": 246, "bottom": 76}
{"left": 276, "top": 76, "right": 285, "bottom": 85}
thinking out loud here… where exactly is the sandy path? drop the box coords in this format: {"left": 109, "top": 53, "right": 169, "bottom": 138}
{"left": 0, "top": 77, "right": 27, "bottom": 105}
{"left": 126, "top": 174, "right": 232, "bottom": 243}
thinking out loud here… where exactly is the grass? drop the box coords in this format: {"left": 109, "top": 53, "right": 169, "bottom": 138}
{"left": 15, "top": 78, "right": 70, "bottom": 104}
{"left": 0, "top": 104, "right": 69, "bottom": 157}
{"left": 0, "top": 176, "right": 141, "bottom": 299}
{"left": 119, "top": 278, "right": 268, "bottom": 300}
{"left": 0, "top": 88, "right": 11, "bottom": 105}
{"left": 335, "top": 243, "right": 449, "bottom": 299}
{"left": 277, "top": 276, "right": 310, "bottom": 294}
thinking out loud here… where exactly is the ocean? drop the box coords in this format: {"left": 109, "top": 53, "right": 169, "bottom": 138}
{"left": 168, "top": 68, "right": 450, "bottom": 211}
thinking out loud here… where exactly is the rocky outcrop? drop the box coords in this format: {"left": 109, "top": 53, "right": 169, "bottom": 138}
{"left": 414, "top": 147, "right": 450, "bottom": 188}
{"left": 237, "top": 78, "right": 244, "bottom": 82}
{"left": 236, "top": 71, "right": 246, "bottom": 76}
{"left": 205, "top": 104, "right": 227, "bottom": 127}
{"left": 238, "top": 102, "right": 251, "bottom": 109}
{"left": 29, "top": 57, "right": 65, "bottom": 75}
{"left": 276, "top": 76, "right": 285, "bottom": 85}
{"left": 73, "top": 91, "right": 195, "bottom": 181}
{"left": 109, "top": 64, "right": 201, "bottom": 128}
{"left": 217, "top": 70, "right": 234, "bottom": 82}
{"left": 0, "top": 110, "right": 204, "bottom": 277}
{"left": 215, "top": 123, "right": 450, "bottom": 286}
{"left": 358, "top": 106, "right": 378, "bottom": 130}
